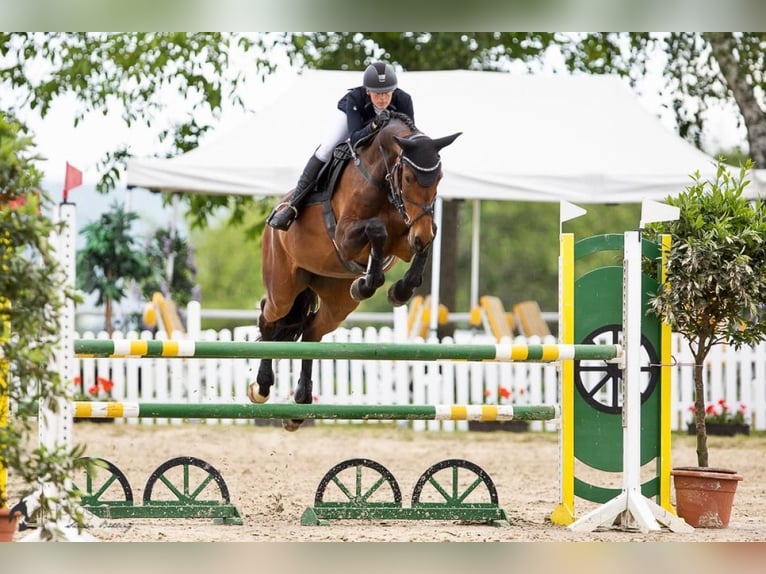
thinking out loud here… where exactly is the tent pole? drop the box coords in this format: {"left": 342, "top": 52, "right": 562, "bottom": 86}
{"left": 470, "top": 199, "right": 480, "bottom": 311}
{"left": 428, "top": 197, "right": 443, "bottom": 339}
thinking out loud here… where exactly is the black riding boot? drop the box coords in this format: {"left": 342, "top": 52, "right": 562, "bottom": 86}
{"left": 267, "top": 155, "right": 325, "bottom": 230}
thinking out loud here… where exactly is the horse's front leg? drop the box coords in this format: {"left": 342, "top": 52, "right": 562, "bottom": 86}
{"left": 282, "top": 358, "right": 313, "bottom": 432}
{"left": 349, "top": 219, "right": 387, "bottom": 301}
{"left": 249, "top": 300, "right": 276, "bottom": 403}
{"left": 388, "top": 249, "right": 430, "bottom": 306}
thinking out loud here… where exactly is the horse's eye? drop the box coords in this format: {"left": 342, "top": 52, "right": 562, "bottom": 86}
{"left": 404, "top": 173, "right": 414, "bottom": 186}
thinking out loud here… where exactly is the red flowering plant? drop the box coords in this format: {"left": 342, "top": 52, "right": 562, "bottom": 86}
{"left": 483, "top": 385, "right": 522, "bottom": 404}
{"left": 73, "top": 375, "right": 115, "bottom": 401}
{"left": 687, "top": 399, "right": 748, "bottom": 427}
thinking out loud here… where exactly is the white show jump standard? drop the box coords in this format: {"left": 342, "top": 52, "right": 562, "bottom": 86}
{"left": 73, "top": 339, "right": 622, "bottom": 362}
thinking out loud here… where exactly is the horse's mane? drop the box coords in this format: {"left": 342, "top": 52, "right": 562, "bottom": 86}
{"left": 382, "top": 111, "right": 417, "bottom": 132}
{"left": 354, "top": 111, "right": 417, "bottom": 151}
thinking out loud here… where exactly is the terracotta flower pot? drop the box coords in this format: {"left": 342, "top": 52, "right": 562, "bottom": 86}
{"left": 671, "top": 467, "right": 742, "bottom": 528}
{"left": 0, "top": 508, "right": 21, "bottom": 542}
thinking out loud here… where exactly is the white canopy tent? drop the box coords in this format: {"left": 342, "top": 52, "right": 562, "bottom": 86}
{"left": 128, "top": 69, "right": 764, "bottom": 202}
{"left": 127, "top": 70, "right": 764, "bottom": 331}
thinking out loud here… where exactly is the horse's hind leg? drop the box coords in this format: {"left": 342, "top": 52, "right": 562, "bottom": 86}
{"left": 388, "top": 250, "right": 429, "bottom": 306}
{"left": 283, "top": 279, "right": 359, "bottom": 432}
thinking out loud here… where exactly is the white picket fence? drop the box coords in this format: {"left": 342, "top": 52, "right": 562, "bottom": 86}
{"left": 73, "top": 325, "right": 766, "bottom": 432}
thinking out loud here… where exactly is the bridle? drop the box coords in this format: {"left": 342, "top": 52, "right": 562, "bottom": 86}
{"left": 350, "top": 134, "right": 440, "bottom": 227}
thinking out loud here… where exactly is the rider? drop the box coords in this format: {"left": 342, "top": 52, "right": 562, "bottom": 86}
{"left": 267, "top": 61, "right": 415, "bottom": 231}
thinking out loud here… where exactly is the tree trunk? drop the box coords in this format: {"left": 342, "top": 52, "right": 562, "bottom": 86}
{"left": 105, "top": 297, "right": 113, "bottom": 337}
{"left": 706, "top": 33, "right": 766, "bottom": 168}
{"left": 693, "top": 360, "right": 709, "bottom": 467}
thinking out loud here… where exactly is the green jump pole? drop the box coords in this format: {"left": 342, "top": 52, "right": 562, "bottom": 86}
{"left": 73, "top": 401, "right": 560, "bottom": 422}
{"left": 73, "top": 339, "right": 621, "bottom": 362}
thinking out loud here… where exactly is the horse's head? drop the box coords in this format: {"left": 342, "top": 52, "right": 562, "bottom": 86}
{"left": 389, "top": 128, "right": 461, "bottom": 253}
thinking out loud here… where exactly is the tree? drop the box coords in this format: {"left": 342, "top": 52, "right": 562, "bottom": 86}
{"left": 647, "top": 161, "right": 766, "bottom": 467}
{"left": 0, "top": 32, "right": 280, "bottom": 232}
{"left": 139, "top": 227, "right": 200, "bottom": 308}
{"left": 0, "top": 111, "right": 87, "bottom": 539}
{"left": 76, "top": 202, "right": 152, "bottom": 335}
{"left": 558, "top": 33, "right": 765, "bottom": 165}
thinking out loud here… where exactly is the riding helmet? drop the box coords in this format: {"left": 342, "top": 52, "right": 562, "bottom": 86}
{"left": 363, "top": 62, "right": 398, "bottom": 93}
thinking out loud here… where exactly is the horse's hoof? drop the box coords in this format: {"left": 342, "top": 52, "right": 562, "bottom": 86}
{"left": 247, "top": 383, "right": 269, "bottom": 404}
{"left": 387, "top": 284, "right": 409, "bottom": 307}
{"left": 350, "top": 279, "right": 366, "bottom": 301}
{"left": 282, "top": 419, "right": 303, "bottom": 432}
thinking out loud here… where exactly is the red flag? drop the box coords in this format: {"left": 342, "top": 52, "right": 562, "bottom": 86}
{"left": 63, "top": 162, "right": 83, "bottom": 202}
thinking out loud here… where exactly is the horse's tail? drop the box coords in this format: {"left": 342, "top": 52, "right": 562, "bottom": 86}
{"left": 260, "top": 289, "right": 318, "bottom": 342}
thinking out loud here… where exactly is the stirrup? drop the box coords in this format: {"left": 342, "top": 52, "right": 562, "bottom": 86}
{"left": 267, "top": 202, "right": 299, "bottom": 230}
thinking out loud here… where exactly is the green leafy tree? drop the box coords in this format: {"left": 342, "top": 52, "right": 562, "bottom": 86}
{"left": 76, "top": 202, "right": 152, "bottom": 335}
{"left": 0, "top": 32, "right": 280, "bottom": 232}
{"left": 647, "top": 161, "right": 766, "bottom": 468}
{"left": 557, "top": 33, "right": 765, "bottom": 166}
{"left": 1, "top": 112, "right": 88, "bottom": 539}
{"left": 139, "top": 228, "right": 200, "bottom": 308}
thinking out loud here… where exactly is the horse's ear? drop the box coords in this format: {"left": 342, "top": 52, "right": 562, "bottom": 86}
{"left": 432, "top": 132, "right": 462, "bottom": 151}
{"left": 393, "top": 135, "right": 413, "bottom": 151}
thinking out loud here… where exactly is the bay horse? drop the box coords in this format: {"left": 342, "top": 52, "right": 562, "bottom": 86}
{"left": 251, "top": 113, "right": 461, "bottom": 430}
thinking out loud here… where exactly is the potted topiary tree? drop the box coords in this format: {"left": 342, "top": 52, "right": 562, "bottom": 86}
{"left": 646, "top": 160, "right": 766, "bottom": 528}
{"left": 1, "top": 112, "right": 89, "bottom": 540}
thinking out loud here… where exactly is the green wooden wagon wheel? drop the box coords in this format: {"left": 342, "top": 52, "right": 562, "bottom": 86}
{"left": 75, "top": 457, "right": 134, "bottom": 507}
{"left": 574, "top": 324, "right": 659, "bottom": 414}
{"left": 142, "top": 456, "right": 231, "bottom": 506}
{"left": 411, "top": 459, "right": 499, "bottom": 507}
{"left": 314, "top": 458, "right": 402, "bottom": 507}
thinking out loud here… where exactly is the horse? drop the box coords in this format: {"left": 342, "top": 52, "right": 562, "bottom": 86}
{"left": 251, "top": 113, "right": 461, "bottom": 430}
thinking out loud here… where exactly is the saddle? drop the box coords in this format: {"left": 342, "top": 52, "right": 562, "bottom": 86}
{"left": 304, "top": 131, "right": 377, "bottom": 208}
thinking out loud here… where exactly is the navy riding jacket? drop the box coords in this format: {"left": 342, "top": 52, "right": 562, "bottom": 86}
{"left": 338, "top": 86, "right": 415, "bottom": 147}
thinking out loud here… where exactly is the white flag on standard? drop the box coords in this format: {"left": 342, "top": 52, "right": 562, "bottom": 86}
{"left": 560, "top": 201, "right": 587, "bottom": 223}
{"left": 640, "top": 199, "right": 680, "bottom": 228}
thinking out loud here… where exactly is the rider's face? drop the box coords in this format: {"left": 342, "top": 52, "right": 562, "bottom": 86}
{"left": 367, "top": 89, "right": 394, "bottom": 109}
